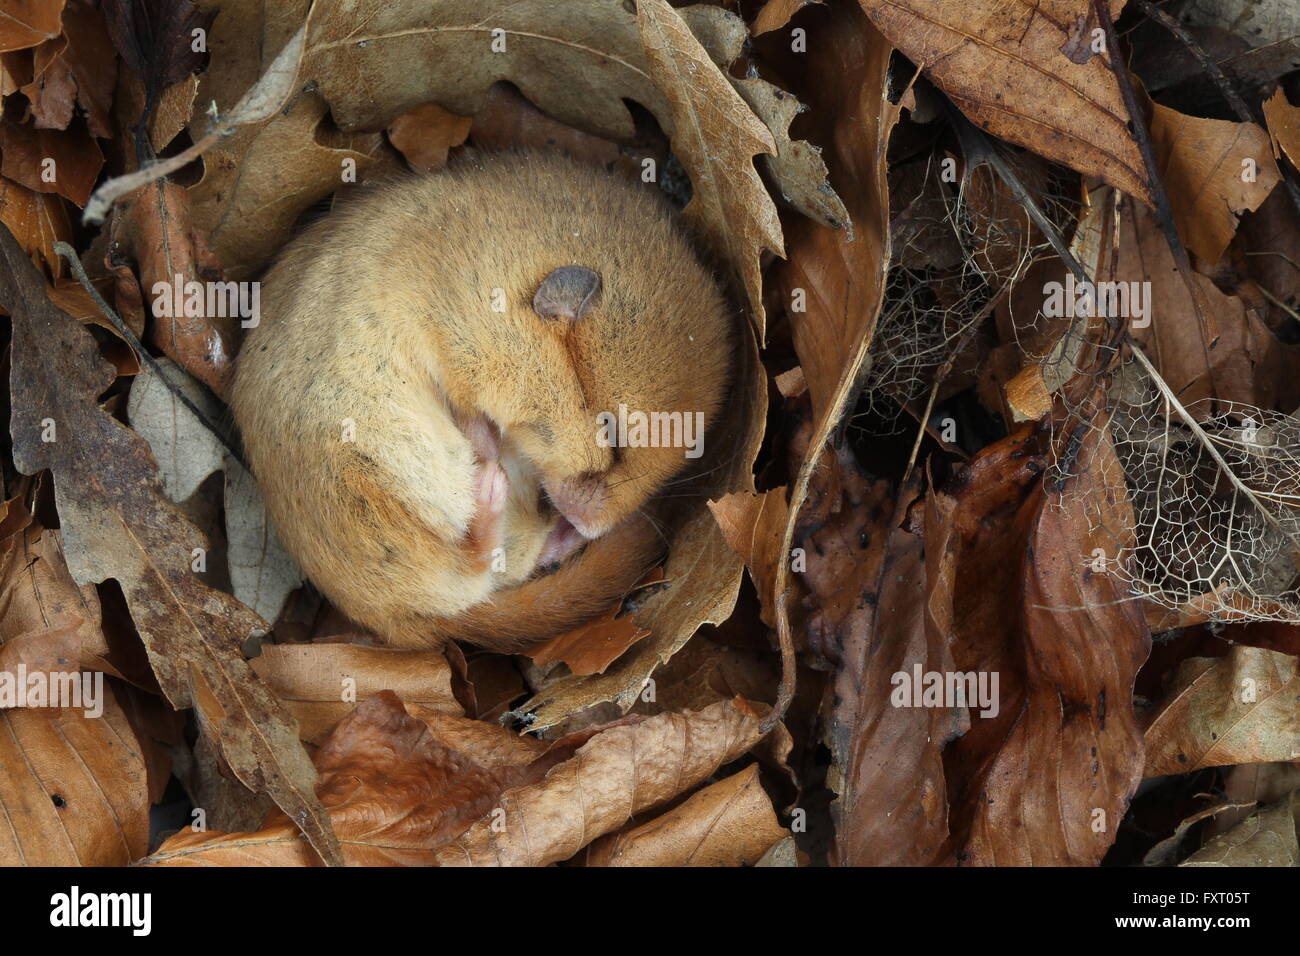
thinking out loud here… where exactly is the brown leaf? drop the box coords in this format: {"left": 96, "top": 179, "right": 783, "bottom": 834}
{"left": 0, "top": 514, "right": 110, "bottom": 672}
{"left": 1263, "top": 88, "right": 1300, "bottom": 169}
{"left": 0, "top": 122, "right": 102, "bottom": 207}
{"left": 101, "top": 0, "right": 210, "bottom": 90}
{"left": 113, "top": 181, "right": 237, "bottom": 397}
{"left": 0, "top": 222, "right": 343, "bottom": 867}
{"left": 584, "top": 764, "right": 788, "bottom": 866}
{"left": 637, "top": 0, "right": 782, "bottom": 337}
{"left": 525, "top": 588, "right": 655, "bottom": 678}
{"left": 940, "top": 428, "right": 1151, "bottom": 865}
{"left": 434, "top": 698, "right": 769, "bottom": 866}
{"left": 0, "top": 175, "right": 71, "bottom": 277}
{"left": 709, "top": 488, "right": 789, "bottom": 628}
{"left": 0, "top": 695, "right": 150, "bottom": 865}
{"left": 857, "top": 0, "right": 1149, "bottom": 203}
{"left": 21, "top": 0, "right": 116, "bottom": 137}
{"left": 1144, "top": 646, "right": 1300, "bottom": 776}
{"left": 1123, "top": 199, "right": 1297, "bottom": 408}
{"left": 468, "top": 83, "right": 622, "bottom": 166}
{"left": 145, "top": 692, "right": 559, "bottom": 865}
{"left": 387, "top": 102, "right": 471, "bottom": 172}
{"left": 184, "top": 0, "right": 395, "bottom": 279}
{"left": 1180, "top": 793, "right": 1299, "bottom": 867}
{"left": 752, "top": 0, "right": 820, "bottom": 35}
{"left": 769, "top": 1, "right": 897, "bottom": 721}
{"left": 250, "top": 643, "right": 462, "bottom": 744}
{"left": 0, "top": 0, "right": 65, "bottom": 54}
{"left": 811, "top": 456, "right": 961, "bottom": 866}
{"left": 1149, "top": 102, "right": 1281, "bottom": 267}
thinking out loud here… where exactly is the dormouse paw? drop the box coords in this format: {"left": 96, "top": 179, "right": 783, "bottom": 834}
{"left": 465, "top": 457, "right": 507, "bottom": 574}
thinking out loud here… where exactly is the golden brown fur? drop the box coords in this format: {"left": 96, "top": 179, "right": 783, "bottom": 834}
{"left": 231, "top": 152, "right": 733, "bottom": 650}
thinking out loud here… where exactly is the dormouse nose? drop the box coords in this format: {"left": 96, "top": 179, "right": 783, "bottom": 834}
{"left": 532, "top": 266, "right": 602, "bottom": 321}
{"left": 544, "top": 472, "right": 610, "bottom": 538}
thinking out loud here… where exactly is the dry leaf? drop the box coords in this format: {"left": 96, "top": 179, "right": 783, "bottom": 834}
{"left": 21, "top": 0, "right": 116, "bottom": 137}
{"left": 113, "top": 182, "right": 237, "bottom": 397}
{"left": 1262, "top": 87, "right": 1300, "bottom": 169}
{"left": 0, "top": 122, "right": 103, "bottom": 207}
{"left": 709, "top": 488, "right": 789, "bottom": 628}
{"left": 435, "top": 698, "right": 769, "bottom": 866}
{"left": 1149, "top": 102, "right": 1281, "bottom": 267}
{"left": 1144, "top": 646, "right": 1300, "bottom": 776}
{"left": 146, "top": 692, "right": 552, "bottom": 865}
{"left": 810, "top": 451, "right": 961, "bottom": 866}
{"left": 1180, "top": 793, "right": 1299, "bottom": 867}
{"left": 584, "top": 764, "right": 788, "bottom": 866}
{"left": 0, "top": 223, "right": 343, "bottom": 867}
{"left": 251, "top": 643, "right": 461, "bottom": 744}
{"left": 0, "top": 697, "right": 150, "bottom": 865}
{"left": 0, "top": 0, "right": 65, "bottom": 54}
{"left": 387, "top": 102, "right": 472, "bottom": 172}
{"left": 940, "top": 428, "right": 1150, "bottom": 865}
{"left": 637, "top": 0, "right": 783, "bottom": 337}
{"left": 752, "top": 0, "right": 820, "bottom": 35}
{"left": 857, "top": 0, "right": 1149, "bottom": 203}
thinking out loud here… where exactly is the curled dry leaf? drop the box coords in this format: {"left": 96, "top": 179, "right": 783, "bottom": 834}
{"left": 0, "top": 511, "right": 111, "bottom": 674}
{"left": 182, "top": 0, "right": 394, "bottom": 278}
{"left": 1144, "top": 646, "right": 1300, "bottom": 776}
{"left": 584, "top": 764, "right": 788, "bottom": 866}
{"left": 112, "top": 182, "right": 237, "bottom": 397}
{"left": 0, "top": 223, "right": 343, "bottom": 867}
{"left": 637, "top": 0, "right": 782, "bottom": 337}
{"left": 709, "top": 487, "right": 789, "bottom": 628}
{"left": 21, "top": 0, "right": 116, "bottom": 137}
{"left": 770, "top": 0, "right": 898, "bottom": 721}
{"left": 250, "top": 643, "right": 462, "bottom": 745}
{"left": 752, "top": 0, "right": 821, "bottom": 36}
{"left": 1148, "top": 102, "right": 1281, "bottom": 267}
{"left": 435, "top": 698, "right": 770, "bottom": 866}
{"left": 857, "top": 0, "right": 1149, "bottom": 203}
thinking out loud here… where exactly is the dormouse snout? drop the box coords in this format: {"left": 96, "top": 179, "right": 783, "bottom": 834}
{"left": 532, "top": 265, "right": 602, "bottom": 321}
{"left": 544, "top": 472, "right": 611, "bottom": 538}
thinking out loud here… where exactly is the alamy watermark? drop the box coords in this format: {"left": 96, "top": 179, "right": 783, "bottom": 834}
{"left": 890, "top": 664, "right": 999, "bottom": 718}
{"left": 0, "top": 666, "right": 104, "bottom": 717}
{"left": 595, "top": 403, "right": 705, "bottom": 459}
{"left": 151, "top": 274, "right": 261, "bottom": 328}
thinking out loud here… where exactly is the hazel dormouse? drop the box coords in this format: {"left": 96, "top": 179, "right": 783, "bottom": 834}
{"left": 231, "top": 152, "right": 734, "bottom": 651}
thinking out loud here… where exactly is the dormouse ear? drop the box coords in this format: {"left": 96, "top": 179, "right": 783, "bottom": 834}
{"left": 532, "top": 266, "right": 602, "bottom": 321}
